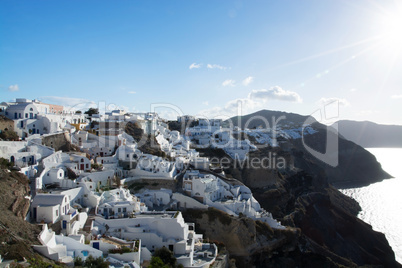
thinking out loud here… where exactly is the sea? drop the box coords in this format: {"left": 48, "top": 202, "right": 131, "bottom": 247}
{"left": 340, "top": 148, "right": 402, "bottom": 264}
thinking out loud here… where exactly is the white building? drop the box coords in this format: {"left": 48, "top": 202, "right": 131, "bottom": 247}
{"left": 128, "top": 154, "right": 176, "bottom": 179}
{"left": 96, "top": 188, "right": 144, "bottom": 218}
{"left": 33, "top": 224, "right": 103, "bottom": 264}
{"left": 92, "top": 211, "right": 217, "bottom": 267}
{"left": 0, "top": 140, "right": 54, "bottom": 168}
{"left": 31, "top": 194, "right": 72, "bottom": 223}
{"left": 183, "top": 170, "right": 284, "bottom": 229}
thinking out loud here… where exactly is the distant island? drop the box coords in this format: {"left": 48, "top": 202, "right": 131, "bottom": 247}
{"left": 334, "top": 120, "right": 402, "bottom": 148}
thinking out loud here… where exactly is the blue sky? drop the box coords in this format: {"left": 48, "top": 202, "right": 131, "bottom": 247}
{"left": 1, "top": 0, "right": 402, "bottom": 124}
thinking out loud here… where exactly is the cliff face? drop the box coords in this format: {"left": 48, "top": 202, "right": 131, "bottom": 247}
{"left": 196, "top": 144, "right": 400, "bottom": 266}
{"left": 225, "top": 109, "right": 392, "bottom": 187}
{"left": 0, "top": 169, "right": 41, "bottom": 261}
{"left": 290, "top": 123, "right": 392, "bottom": 187}
{"left": 182, "top": 208, "right": 303, "bottom": 267}
{"left": 289, "top": 192, "right": 397, "bottom": 267}
{"left": 251, "top": 169, "right": 400, "bottom": 267}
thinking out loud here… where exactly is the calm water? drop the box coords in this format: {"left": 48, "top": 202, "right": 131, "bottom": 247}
{"left": 340, "top": 148, "right": 402, "bottom": 264}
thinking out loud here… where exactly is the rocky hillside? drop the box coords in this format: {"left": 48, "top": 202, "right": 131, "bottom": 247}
{"left": 0, "top": 115, "right": 18, "bottom": 141}
{"left": 182, "top": 203, "right": 397, "bottom": 267}
{"left": 0, "top": 167, "right": 40, "bottom": 261}
{"left": 0, "top": 166, "right": 58, "bottom": 266}
{"left": 195, "top": 144, "right": 400, "bottom": 266}
{"left": 224, "top": 109, "right": 314, "bottom": 129}
{"left": 253, "top": 169, "right": 399, "bottom": 267}
{"left": 290, "top": 123, "right": 392, "bottom": 187}
{"left": 226, "top": 109, "right": 392, "bottom": 187}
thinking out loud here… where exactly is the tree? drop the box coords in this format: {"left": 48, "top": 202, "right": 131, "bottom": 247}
{"left": 74, "top": 257, "right": 84, "bottom": 266}
{"left": 153, "top": 247, "right": 177, "bottom": 267}
{"left": 77, "top": 255, "right": 109, "bottom": 268}
{"left": 0, "top": 157, "right": 12, "bottom": 170}
{"left": 149, "top": 256, "right": 169, "bottom": 268}
{"left": 84, "top": 108, "right": 99, "bottom": 116}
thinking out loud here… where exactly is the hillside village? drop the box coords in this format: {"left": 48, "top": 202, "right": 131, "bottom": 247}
{"left": 0, "top": 98, "right": 319, "bottom": 267}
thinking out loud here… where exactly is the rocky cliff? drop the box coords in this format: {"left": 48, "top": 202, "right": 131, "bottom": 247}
{"left": 0, "top": 168, "right": 41, "bottom": 261}
{"left": 290, "top": 123, "right": 392, "bottom": 188}
{"left": 225, "top": 109, "right": 392, "bottom": 187}
{"left": 196, "top": 144, "right": 400, "bottom": 267}
{"left": 253, "top": 168, "right": 399, "bottom": 267}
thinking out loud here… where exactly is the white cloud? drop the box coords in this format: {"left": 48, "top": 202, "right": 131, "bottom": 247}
{"left": 391, "top": 94, "right": 402, "bottom": 99}
{"left": 198, "top": 86, "right": 302, "bottom": 118}
{"left": 189, "top": 63, "right": 202, "bottom": 69}
{"left": 222, "top": 79, "right": 235, "bottom": 87}
{"left": 8, "top": 84, "right": 19, "bottom": 92}
{"left": 198, "top": 98, "right": 261, "bottom": 120}
{"left": 350, "top": 88, "right": 357, "bottom": 92}
{"left": 39, "top": 96, "right": 97, "bottom": 112}
{"left": 128, "top": 91, "right": 136, "bottom": 94}
{"left": 249, "top": 86, "right": 302, "bottom": 103}
{"left": 202, "top": 101, "right": 209, "bottom": 106}
{"left": 207, "top": 64, "right": 227, "bottom": 70}
{"left": 317, "top": 97, "right": 350, "bottom": 107}
{"left": 242, "top": 76, "right": 254, "bottom": 86}
{"left": 356, "top": 110, "right": 379, "bottom": 116}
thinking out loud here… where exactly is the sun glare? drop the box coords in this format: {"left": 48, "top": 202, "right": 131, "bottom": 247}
{"left": 377, "top": 6, "right": 402, "bottom": 53}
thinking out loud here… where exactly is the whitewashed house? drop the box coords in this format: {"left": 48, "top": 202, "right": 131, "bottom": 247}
{"left": 33, "top": 224, "right": 103, "bottom": 264}
{"left": 128, "top": 154, "right": 176, "bottom": 179}
{"left": 136, "top": 189, "right": 172, "bottom": 209}
{"left": 92, "top": 211, "right": 217, "bottom": 267}
{"left": 183, "top": 170, "right": 284, "bottom": 229}
{"left": 90, "top": 237, "right": 142, "bottom": 267}
{"left": 96, "top": 188, "right": 144, "bottom": 219}
{"left": 31, "top": 194, "right": 72, "bottom": 223}
{"left": 0, "top": 140, "right": 54, "bottom": 168}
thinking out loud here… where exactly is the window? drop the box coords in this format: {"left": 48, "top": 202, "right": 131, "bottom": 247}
{"left": 123, "top": 208, "right": 127, "bottom": 213}
{"left": 30, "top": 108, "right": 33, "bottom": 111}
{"left": 14, "top": 113, "right": 17, "bottom": 119}
{"left": 25, "top": 113, "right": 28, "bottom": 118}
{"left": 118, "top": 208, "right": 121, "bottom": 213}
{"left": 81, "top": 159, "right": 84, "bottom": 162}
{"left": 19, "top": 113, "right": 21, "bottom": 118}
{"left": 86, "top": 163, "right": 89, "bottom": 168}
{"left": 56, "top": 210, "right": 58, "bottom": 216}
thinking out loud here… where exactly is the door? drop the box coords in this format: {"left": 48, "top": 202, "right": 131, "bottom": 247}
{"left": 62, "top": 220, "right": 67, "bottom": 229}
{"left": 33, "top": 208, "right": 37, "bottom": 220}
{"left": 93, "top": 242, "right": 100, "bottom": 250}
{"left": 80, "top": 164, "right": 84, "bottom": 170}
